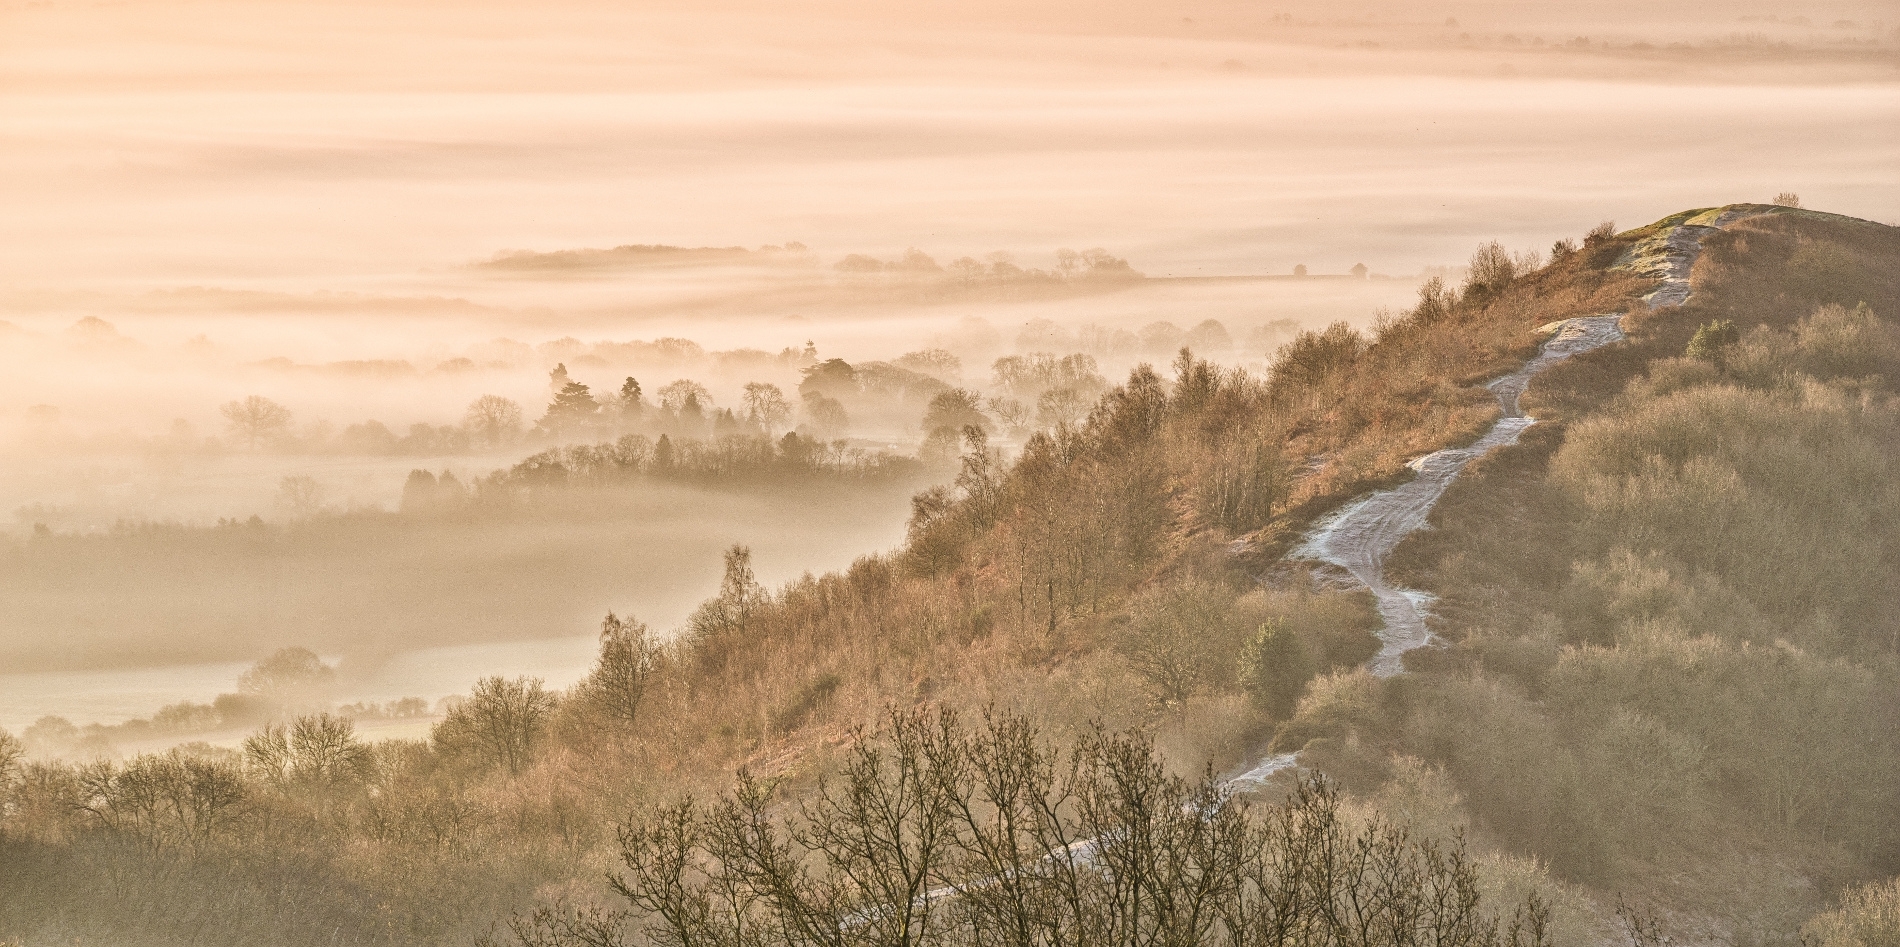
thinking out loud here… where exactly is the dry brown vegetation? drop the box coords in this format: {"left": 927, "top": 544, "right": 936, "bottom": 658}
{"left": 5, "top": 211, "right": 1894, "bottom": 944}
{"left": 1365, "top": 211, "right": 1900, "bottom": 938}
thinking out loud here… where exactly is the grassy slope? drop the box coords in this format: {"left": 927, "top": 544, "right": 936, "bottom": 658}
{"left": 1366, "top": 208, "right": 1900, "bottom": 940}
{"left": 626, "top": 229, "right": 1650, "bottom": 787}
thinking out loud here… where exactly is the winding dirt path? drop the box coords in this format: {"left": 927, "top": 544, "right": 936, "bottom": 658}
{"left": 1226, "top": 209, "right": 1763, "bottom": 790}
{"left": 1226, "top": 317, "right": 1626, "bottom": 790}
{"left": 1293, "top": 315, "right": 1626, "bottom": 677}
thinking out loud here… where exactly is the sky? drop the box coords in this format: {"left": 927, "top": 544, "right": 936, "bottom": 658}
{"left": 4, "top": 0, "right": 1894, "bottom": 296}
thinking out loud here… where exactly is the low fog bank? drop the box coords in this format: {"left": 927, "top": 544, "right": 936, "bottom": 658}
{"left": 0, "top": 637, "right": 599, "bottom": 739}
{"left": 0, "top": 259, "right": 1417, "bottom": 740}
{"left": 0, "top": 474, "right": 922, "bottom": 675}
{"left": 0, "top": 273, "right": 1422, "bottom": 532}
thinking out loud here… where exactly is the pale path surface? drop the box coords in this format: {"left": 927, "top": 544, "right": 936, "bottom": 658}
{"left": 1226, "top": 206, "right": 1792, "bottom": 789}
{"left": 1226, "top": 317, "right": 1625, "bottom": 790}
{"left": 1294, "top": 314, "right": 1627, "bottom": 678}
{"left": 1613, "top": 205, "right": 1771, "bottom": 307}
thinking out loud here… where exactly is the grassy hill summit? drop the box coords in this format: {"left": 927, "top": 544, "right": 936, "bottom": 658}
{"left": 3, "top": 205, "right": 1897, "bottom": 945}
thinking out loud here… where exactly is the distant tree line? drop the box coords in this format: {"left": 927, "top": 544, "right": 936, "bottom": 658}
{"left": 832, "top": 246, "right": 1141, "bottom": 293}
{"left": 392, "top": 431, "right": 926, "bottom": 515}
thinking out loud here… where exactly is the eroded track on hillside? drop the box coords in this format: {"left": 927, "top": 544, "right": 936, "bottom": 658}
{"left": 1293, "top": 314, "right": 1626, "bottom": 678}
{"left": 1225, "top": 209, "right": 1765, "bottom": 792}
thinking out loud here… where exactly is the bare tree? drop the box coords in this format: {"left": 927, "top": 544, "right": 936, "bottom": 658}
{"left": 1114, "top": 579, "right": 1238, "bottom": 707}
{"left": 584, "top": 710, "right": 1554, "bottom": 947}
{"left": 742, "top": 382, "right": 792, "bottom": 434}
{"left": 433, "top": 676, "right": 556, "bottom": 776}
{"left": 1034, "top": 387, "right": 1086, "bottom": 430}
{"left": 1194, "top": 435, "right": 1285, "bottom": 532}
{"left": 580, "top": 612, "right": 662, "bottom": 730}
{"left": 1268, "top": 322, "right": 1366, "bottom": 395}
{"left": 1464, "top": 240, "right": 1540, "bottom": 298}
{"left": 1055, "top": 246, "right": 1082, "bottom": 277}
{"left": 76, "top": 751, "right": 246, "bottom": 852}
{"left": 221, "top": 395, "right": 293, "bottom": 450}
{"left": 0, "top": 727, "right": 21, "bottom": 808}
{"left": 895, "top": 349, "right": 961, "bottom": 379}
{"left": 658, "top": 379, "right": 712, "bottom": 413}
{"left": 985, "top": 396, "right": 1029, "bottom": 437}
{"left": 464, "top": 394, "right": 524, "bottom": 449}
{"left": 244, "top": 713, "right": 373, "bottom": 798}
{"left": 685, "top": 546, "right": 768, "bottom": 671}
{"left": 991, "top": 353, "right": 1106, "bottom": 401}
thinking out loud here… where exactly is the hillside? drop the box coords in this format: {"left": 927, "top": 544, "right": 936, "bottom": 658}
{"left": 1367, "top": 204, "right": 1900, "bottom": 939}
{"left": 2, "top": 205, "right": 1897, "bottom": 945}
